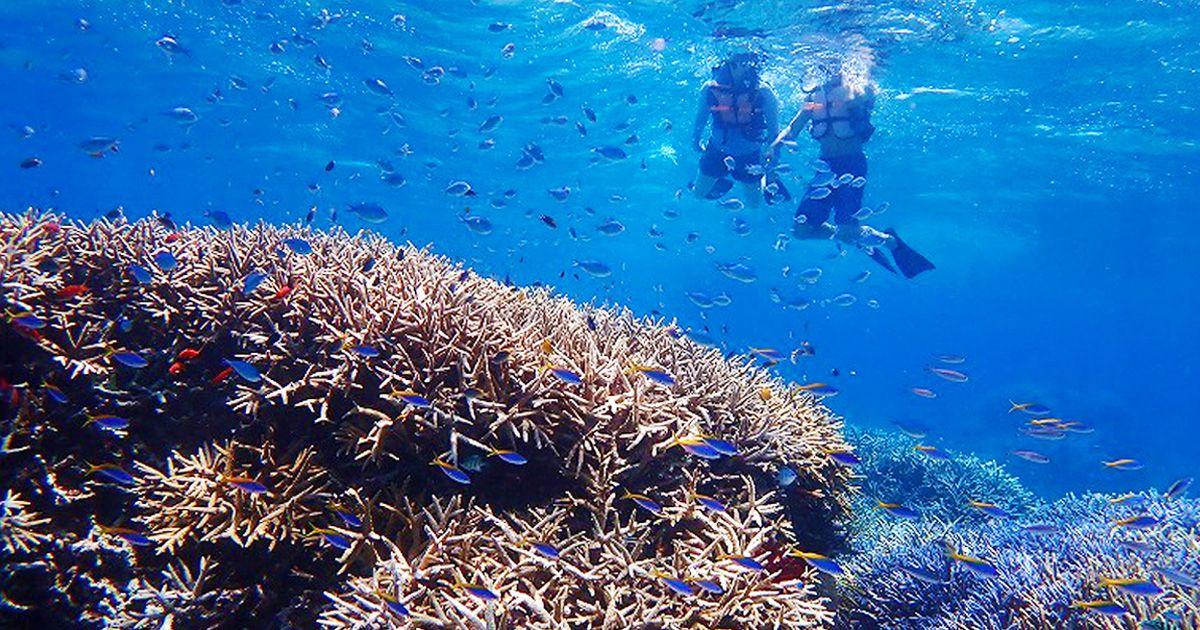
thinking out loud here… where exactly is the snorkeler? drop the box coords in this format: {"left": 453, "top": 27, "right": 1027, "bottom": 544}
{"left": 770, "top": 69, "right": 934, "bottom": 278}
{"left": 691, "top": 52, "right": 782, "bottom": 206}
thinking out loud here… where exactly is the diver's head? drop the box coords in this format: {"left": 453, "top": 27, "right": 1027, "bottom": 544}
{"left": 714, "top": 51, "right": 762, "bottom": 90}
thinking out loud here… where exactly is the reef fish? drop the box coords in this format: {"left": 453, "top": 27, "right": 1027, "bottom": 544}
{"left": 632, "top": 364, "right": 675, "bottom": 386}
{"left": 825, "top": 450, "right": 861, "bottom": 467}
{"left": 694, "top": 493, "right": 727, "bottom": 512}
{"left": 1100, "top": 577, "right": 1164, "bottom": 597}
{"left": 153, "top": 251, "right": 177, "bottom": 271}
{"left": 110, "top": 350, "right": 149, "bottom": 369}
{"left": 693, "top": 579, "right": 724, "bottom": 594}
{"left": 623, "top": 491, "right": 663, "bottom": 515}
{"left": 223, "top": 476, "right": 269, "bottom": 494}
{"left": 968, "top": 500, "right": 1012, "bottom": 518}
{"left": 877, "top": 501, "right": 920, "bottom": 520}
{"left": 456, "top": 583, "right": 498, "bottom": 601}
{"left": 1103, "top": 459, "right": 1144, "bottom": 471}
{"left": 223, "top": 359, "right": 262, "bottom": 383}
{"left": 1114, "top": 515, "right": 1161, "bottom": 530}
{"left": 653, "top": 572, "right": 694, "bottom": 596}
{"left": 390, "top": 390, "right": 431, "bottom": 408}
{"left": 1075, "top": 600, "right": 1127, "bottom": 616}
{"left": 928, "top": 367, "right": 968, "bottom": 382}
{"left": 347, "top": 202, "right": 388, "bottom": 223}
{"left": 897, "top": 565, "right": 950, "bottom": 585}
{"left": 1011, "top": 449, "right": 1050, "bottom": 464}
{"left": 532, "top": 543, "right": 560, "bottom": 560}
{"left": 242, "top": 271, "right": 268, "bottom": 295}
{"left": 672, "top": 437, "right": 722, "bottom": 460}
{"left": 85, "top": 413, "right": 130, "bottom": 431}
{"left": 914, "top": 444, "right": 950, "bottom": 460}
{"left": 128, "top": 264, "right": 153, "bottom": 284}
{"left": 947, "top": 548, "right": 998, "bottom": 578}
{"left": 723, "top": 555, "right": 765, "bottom": 572}
{"left": 87, "top": 463, "right": 135, "bottom": 485}
{"left": 1009, "top": 401, "right": 1052, "bottom": 415}
{"left": 488, "top": 448, "right": 527, "bottom": 466}
{"left": 548, "top": 366, "right": 583, "bottom": 385}
{"left": 790, "top": 550, "right": 846, "bottom": 576}
{"left": 98, "top": 525, "right": 154, "bottom": 546}
{"left": 574, "top": 259, "right": 611, "bottom": 277}
{"left": 282, "top": 237, "right": 313, "bottom": 254}
{"left": 1164, "top": 477, "right": 1192, "bottom": 500}
{"left": 433, "top": 457, "right": 471, "bottom": 485}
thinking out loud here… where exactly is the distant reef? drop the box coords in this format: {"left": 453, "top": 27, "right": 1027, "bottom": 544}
{"left": 0, "top": 211, "right": 854, "bottom": 628}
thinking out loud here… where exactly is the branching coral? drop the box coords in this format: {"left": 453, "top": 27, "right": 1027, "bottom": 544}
{"left": 0, "top": 210, "right": 853, "bottom": 628}
{"left": 840, "top": 487, "right": 1200, "bottom": 629}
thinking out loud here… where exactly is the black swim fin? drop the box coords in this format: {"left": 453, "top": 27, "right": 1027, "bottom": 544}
{"left": 885, "top": 228, "right": 935, "bottom": 278}
{"left": 864, "top": 246, "right": 897, "bottom": 274}
{"left": 763, "top": 173, "right": 792, "bottom": 205}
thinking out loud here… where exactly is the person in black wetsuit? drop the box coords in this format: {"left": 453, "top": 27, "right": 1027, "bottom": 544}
{"left": 770, "top": 70, "right": 934, "bottom": 278}
{"left": 691, "top": 52, "right": 781, "bottom": 207}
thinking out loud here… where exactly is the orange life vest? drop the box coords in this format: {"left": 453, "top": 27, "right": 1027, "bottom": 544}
{"left": 808, "top": 80, "right": 874, "bottom": 141}
{"left": 707, "top": 84, "right": 765, "bottom": 141}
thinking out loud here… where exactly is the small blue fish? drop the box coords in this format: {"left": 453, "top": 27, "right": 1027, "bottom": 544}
{"left": 99, "top": 525, "right": 154, "bottom": 547}
{"left": 968, "top": 500, "right": 1011, "bottom": 519}
{"left": 329, "top": 504, "right": 363, "bottom": 528}
{"left": 223, "top": 359, "right": 262, "bottom": 383}
{"left": 153, "top": 250, "right": 177, "bottom": 271}
{"left": 111, "top": 350, "right": 149, "bottom": 369}
{"left": 390, "top": 390, "right": 431, "bottom": 408}
{"left": 777, "top": 466, "right": 798, "bottom": 487}
{"left": 1153, "top": 565, "right": 1199, "bottom": 589}
{"left": 692, "top": 579, "right": 724, "bottom": 594}
{"left": 1164, "top": 477, "right": 1193, "bottom": 500}
{"left": 825, "top": 451, "right": 861, "bottom": 467}
{"left": 694, "top": 493, "right": 727, "bottom": 513}
{"left": 672, "top": 437, "right": 722, "bottom": 460}
{"left": 1115, "top": 515, "right": 1162, "bottom": 529}
{"left": 378, "top": 591, "right": 410, "bottom": 617}
{"left": 914, "top": 444, "right": 950, "bottom": 460}
{"left": 456, "top": 583, "right": 498, "bottom": 601}
{"left": 1100, "top": 577, "right": 1164, "bottom": 597}
{"left": 1075, "top": 600, "right": 1127, "bottom": 616}
{"left": 223, "top": 476, "right": 269, "bottom": 494}
{"left": 532, "top": 543, "right": 560, "bottom": 560}
{"left": 653, "top": 572, "right": 694, "bottom": 596}
{"left": 623, "top": 491, "right": 663, "bottom": 515}
{"left": 700, "top": 436, "right": 739, "bottom": 457}
{"left": 313, "top": 528, "right": 352, "bottom": 550}
{"left": 791, "top": 551, "right": 845, "bottom": 576}
{"left": 8, "top": 312, "right": 46, "bottom": 329}
{"left": 723, "top": 555, "right": 765, "bottom": 572}
{"left": 128, "top": 264, "right": 153, "bottom": 284}
{"left": 878, "top": 501, "right": 920, "bottom": 520}
{"left": 488, "top": 449, "right": 527, "bottom": 466}
{"left": 43, "top": 383, "right": 68, "bottom": 404}
{"left": 593, "top": 146, "right": 627, "bottom": 160}
{"left": 87, "top": 463, "right": 135, "bottom": 485}
{"left": 433, "top": 458, "right": 471, "bottom": 485}
{"left": 282, "top": 237, "right": 313, "bottom": 254}
{"left": 1021, "top": 524, "right": 1062, "bottom": 535}
{"left": 548, "top": 366, "right": 583, "bottom": 385}
{"left": 242, "top": 271, "right": 267, "bottom": 295}
{"left": 85, "top": 413, "right": 130, "bottom": 431}
{"left": 632, "top": 365, "right": 675, "bottom": 386}
{"left": 205, "top": 209, "right": 233, "bottom": 228}
{"left": 347, "top": 344, "right": 380, "bottom": 358}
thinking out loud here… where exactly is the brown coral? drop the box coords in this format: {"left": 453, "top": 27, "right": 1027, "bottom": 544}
{"left": 0, "top": 210, "right": 853, "bottom": 628}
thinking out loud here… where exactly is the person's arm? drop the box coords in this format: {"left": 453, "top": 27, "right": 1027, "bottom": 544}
{"left": 692, "top": 86, "right": 711, "bottom": 152}
{"left": 760, "top": 89, "right": 780, "bottom": 157}
{"left": 769, "top": 107, "right": 811, "bottom": 154}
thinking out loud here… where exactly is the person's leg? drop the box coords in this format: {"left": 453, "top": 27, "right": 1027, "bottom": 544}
{"left": 793, "top": 196, "right": 835, "bottom": 239}
{"left": 732, "top": 152, "right": 763, "bottom": 207}
{"left": 694, "top": 144, "right": 728, "bottom": 198}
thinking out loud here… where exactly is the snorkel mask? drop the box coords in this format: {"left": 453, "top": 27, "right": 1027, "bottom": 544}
{"left": 712, "top": 52, "right": 762, "bottom": 90}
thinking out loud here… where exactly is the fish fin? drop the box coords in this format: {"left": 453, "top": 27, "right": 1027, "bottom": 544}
{"left": 885, "top": 228, "right": 935, "bottom": 278}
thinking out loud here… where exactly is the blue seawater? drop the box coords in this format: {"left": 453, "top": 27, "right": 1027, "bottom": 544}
{"left": 1, "top": 0, "right": 1196, "bottom": 502}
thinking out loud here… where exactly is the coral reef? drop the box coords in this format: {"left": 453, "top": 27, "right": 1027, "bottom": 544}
{"left": 839, "top": 436, "right": 1200, "bottom": 630}
{"left": 0, "top": 210, "right": 853, "bottom": 627}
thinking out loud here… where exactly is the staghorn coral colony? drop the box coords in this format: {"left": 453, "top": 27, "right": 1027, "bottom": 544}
{"left": 3, "top": 210, "right": 1198, "bottom": 629}
{"left": 0, "top": 210, "right": 854, "bottom": 628}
